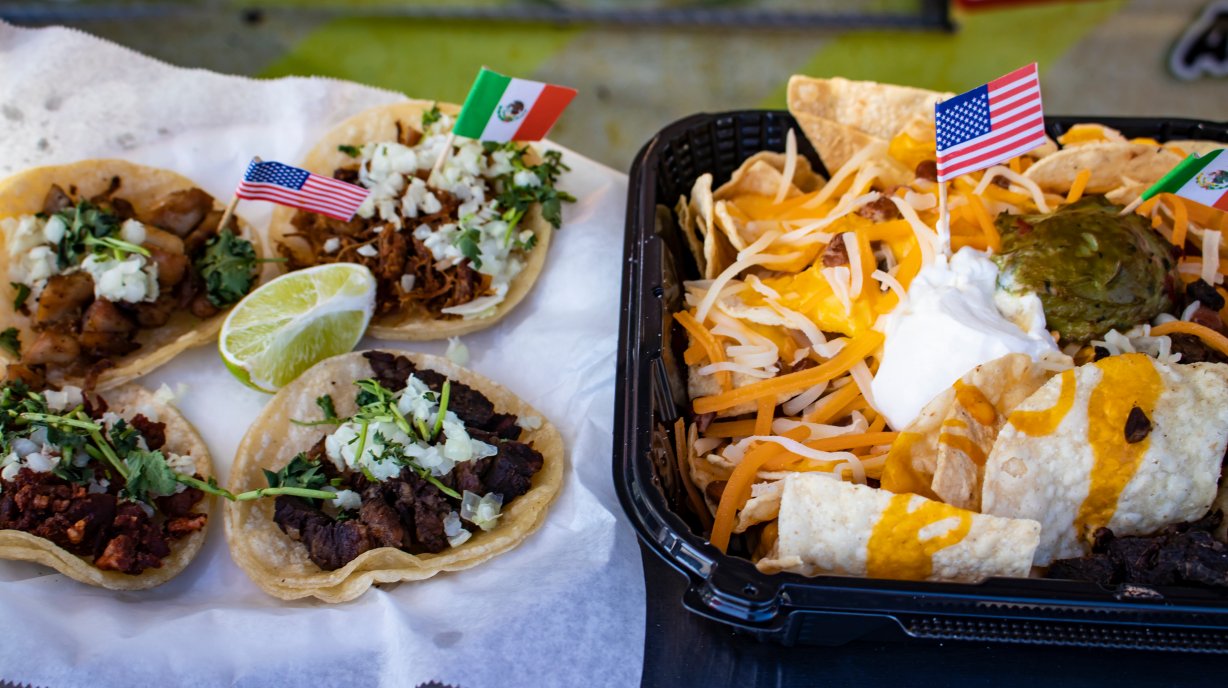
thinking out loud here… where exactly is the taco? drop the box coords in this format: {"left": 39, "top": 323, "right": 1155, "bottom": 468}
{"left": 268, "top": 101, "right": 571, "bottom": 341}
{"left": 225, "top": 349, "right": 564, "bottom": 602}
{"left": 0, "top": 160, "right": 264, "bottom": 390}
{"left": 0, "top": 380, "right": 215, "bottom": 589}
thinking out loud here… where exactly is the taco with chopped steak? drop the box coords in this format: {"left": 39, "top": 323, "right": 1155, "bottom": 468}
{"left": 0, "top": 380, "right": 215, "bottom": 589}
{"left": 268, "top": 101, "right": 572, "bottom": 341}
{"left": 225, "top": 349, "right": 564, "bottom": 602}
{"left": 0, "top": 160, "right": 265, "bottom": 390}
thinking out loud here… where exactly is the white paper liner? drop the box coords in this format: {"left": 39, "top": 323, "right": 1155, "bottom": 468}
{"left": 0, "top": 21, "right": 644, "bottom": 688}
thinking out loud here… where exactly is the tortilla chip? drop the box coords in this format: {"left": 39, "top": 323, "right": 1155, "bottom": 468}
{"left": 224, "top": 350, "right": 565, "bottom": 603}
{"left": 791, "top": 112, "right": 884, "bottom": 176}
{"left": 0, "top": 384, "right": 214, "bottom": 589}
{"left": 1165, "top": 140, "right": 1224, "bottom": 157}
{"left": 267, "top": 101, "right": 553, "bottom": 341}
{"left": 0, "top": 160, "right": 264, "bottom": 390}
{"left": 1023, "top": 142, "right": 1183, "bottom": 195}
{"left": 756, "top": 475, "right": 1039, "bottom": 582}
{"left": 1056, "top": 123, "right": 1126, "bottom": 147}
{"left": 735, "top": 479, "right": 783, "bottom": 534}
{"left": 787, "top": 76, "right": 947, "bottom": 141}
{"left": 689, "top": 174, "right": 735, "bottom": 278}
{"left": 714, "top": 152, "right": 825, "bottom": 201}
{"left": 982, "top": 356, "right": 1228, "bottom": 565}
{"left": 673, "top": 195, "right": 706, "bottom": 276}
{"left": 929, "top": 354, "right": 1056, "bottom": 511}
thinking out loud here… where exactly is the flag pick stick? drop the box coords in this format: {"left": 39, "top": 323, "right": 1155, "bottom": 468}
{"left": 937, "top": 180, "right": 951, "bottom": 258}
{"left": 219, "top": 155, "right": 260, "bottom": 232}
{"left": 431, "top": 133, "right": 455, "bottom": 182}
{"left": 1118, "top": 196, "right": 1145, "bottom": 217}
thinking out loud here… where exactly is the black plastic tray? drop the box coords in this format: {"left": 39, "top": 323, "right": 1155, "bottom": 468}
{"left": 614, "top": 110, "right": 1228, "bottom": 651}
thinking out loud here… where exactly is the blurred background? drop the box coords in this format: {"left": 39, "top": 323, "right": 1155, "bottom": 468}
{"left": 2, "top": 0, "right": 1225, "bottom": 170}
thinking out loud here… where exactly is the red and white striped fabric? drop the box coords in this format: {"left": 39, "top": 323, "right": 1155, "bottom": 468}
{"left": 934, "top": 63, "right": 1046, "bottom": 182}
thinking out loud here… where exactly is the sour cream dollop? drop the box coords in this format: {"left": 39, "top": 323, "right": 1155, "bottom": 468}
{"left": 871, "top": 247, "right": 1058, "bottom": 429}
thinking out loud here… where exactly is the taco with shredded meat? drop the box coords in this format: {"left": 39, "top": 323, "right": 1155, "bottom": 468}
{"left": 0, "top": 160, "right": 265, "bottom": 390}
{"left": 0, "top": 380, "right": 215, "bottom": 589}
{"left": 224, "top": 349, "right": 564, "bottom": 602}
{"left": 268, "top": 101, "right": 572, "bottom": 341}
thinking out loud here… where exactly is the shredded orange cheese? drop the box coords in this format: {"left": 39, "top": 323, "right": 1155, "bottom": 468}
{"left": 674, "top": 310, "right": 731, "bottom": 392}
{"left": 1065, "top": 169, "right": 1092, "bottom": 205}
{"left": 704, "top": 419, "right": 758, "bottom": 438}
{"left": 754, "top": 396, "right": 775, "bottom": 436}
{"left": 803, "top": 380, "right": 863, "bottom": 423}
{"left": 694, "top": 331, "right": 883, "bottom": 415}
{"left": 683, "top": 342, "right": 705, "bottom": 366}
{"left": 1151, "top": 321, "right": 1228, "bottom": 359}
{"left": 1170, "top": 195, "right": 1190, "bottom": 248}
{"left": 709, "top": 428, "right": 807, "bottom": 552}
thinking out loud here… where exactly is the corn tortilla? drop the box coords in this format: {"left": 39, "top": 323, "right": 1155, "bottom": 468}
{"left": 224, "top": 350, "right": 565, "bottom": 603}
{"left": 0, "top": 160, "right": 263, "bottom": 390}
{"left": 267, "top": 101, "right": 554, "bottom": 341}
{"left": 0, "top": 384, "right": 214, "bottom": 589}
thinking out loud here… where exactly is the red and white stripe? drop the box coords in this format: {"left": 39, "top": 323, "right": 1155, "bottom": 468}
{"left": 237, "top": 174, "right": 369, "bottom": 221}
{"left": 936, "top": 64, "right": 1046, "bottom": 182}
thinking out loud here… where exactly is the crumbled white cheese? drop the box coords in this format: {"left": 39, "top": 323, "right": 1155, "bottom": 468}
{"left": 81, "top": 254, "right": 159, "bottom": 303}
{"left": 323, "top": 237, "right": 341, "bottom": 254}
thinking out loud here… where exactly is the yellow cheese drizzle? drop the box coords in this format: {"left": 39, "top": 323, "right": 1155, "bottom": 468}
{"left": 937, "top": 432, "right": 988, "bottom": 466}
{"left": 880, "top": 432, "right": 939, "bottom": 500}
{"left": 1007, "top": 369, "right": 1076, "bottom": 436}
{"left": 866, "top": 493, "right": 973, "bottom": 580}
{"left": 953, "top": 380, "right": 998, "bottom": 426}
{"left": 1073, "top": 353, "right": 1162, "bottom": 544}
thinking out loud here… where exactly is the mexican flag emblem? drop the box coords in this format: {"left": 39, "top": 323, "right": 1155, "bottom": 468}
{"left": 453, "top": 68, "right": 577, "bottom": 143}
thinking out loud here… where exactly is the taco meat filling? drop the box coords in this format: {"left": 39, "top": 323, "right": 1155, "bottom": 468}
{"left": 268, "top": 351, "right": 544, "bottom": 571}
{"left": 0, "top": 381, "right": 209, "bottom": 575}
{"left": 277, "top": 106, "right": 571, "bottom": 322}
{"left": 3, "top": 179, "right": 259, "bottom": 383}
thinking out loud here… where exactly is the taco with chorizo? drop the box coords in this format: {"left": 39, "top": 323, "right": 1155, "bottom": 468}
{"left": 225, "top": 349, "right": 564, "bottom": 602}
{"left": 0, "top": 380, "right": 215, "bottom": 589}
{"left": 268, "top": 101, "right": 571, "bottom": 340}
{"left": 0, "top": 160, "right": 265, "bottom": 390}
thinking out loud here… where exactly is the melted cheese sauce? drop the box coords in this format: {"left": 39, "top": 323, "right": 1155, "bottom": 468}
{"left": 1008, "top": 368, "right": 1076, "bottom": 436}
{"left": 953, "top": 380, "right": 998, "bottom": 426}
{"left": 866, "top": 493, "right": 973, "bottom": 580}
{"left": 1073, "top": 353, "right": 1162, "bottom": 543}
{"left": 938, "top": 432, "right": 988, "bottom": 466}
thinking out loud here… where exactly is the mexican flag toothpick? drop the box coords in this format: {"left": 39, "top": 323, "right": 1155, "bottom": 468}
{"left": 431, "top": 67, "right": 577, "bottom": 180}
{"left": 1120, "top": 148, "right": 1228, "bottom": 216}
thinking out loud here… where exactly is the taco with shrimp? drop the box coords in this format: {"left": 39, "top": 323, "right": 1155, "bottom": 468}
{"left": 0, "top": 160, "right": 265, "bottom": 390}
{"left": 0, "top": 380, "right": 215, "bottom": 589}
{"left": 267, "top": 101, "right": 572, "bottom": 341}
{"left": 225, "top": 349, "right": 564, "bottom": 602}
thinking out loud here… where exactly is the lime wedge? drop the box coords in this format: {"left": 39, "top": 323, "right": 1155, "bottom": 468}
{"left": 220, "top": 263, "right": 376, "bottom": 392}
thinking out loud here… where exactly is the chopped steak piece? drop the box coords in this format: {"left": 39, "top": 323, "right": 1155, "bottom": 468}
{"left": 484, "top": 441, "right": 544, "bottom": 502}
{"left": 272, "top": 496, "right": 374, "bottom": 571}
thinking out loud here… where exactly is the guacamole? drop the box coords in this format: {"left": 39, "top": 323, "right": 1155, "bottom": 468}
{"left": 993, "top": 196, "right": 1179, "bottom": 344}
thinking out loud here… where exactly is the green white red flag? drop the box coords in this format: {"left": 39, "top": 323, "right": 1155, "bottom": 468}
{"left": 452, "top": 68, "right": 577, "bottom": 142}
{"left": 1142, "top": 148, "right": 1228, "bottom": 211}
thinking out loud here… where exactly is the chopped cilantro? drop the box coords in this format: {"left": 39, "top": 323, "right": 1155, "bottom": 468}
{"left": 453, "top": 225, "right": 483, "bottom": 269}
{"left": 195, "top": 228, "right": 258, "bottom": 307}
{"left": 338, "top": 144, "right": 362, "bottom": 158}
{"left": 316, "top": 394, "right": 339, "bottom": 422}
{"left": 121, "top": 450, "right": 179, "bottom": 504}
{"left": 52, "top": 460, "right": 92, "bottom": 486}
{"left": 108, "top": 419, "right": 142, "bottom": 456}
{"left": 482, "top": 143, "right": 574, "bottom": 232}
{"left": 10, "top": 283, "right": 30, "bottom": 312}
{"left": 422, "top": 104, "right": 442, "bottom": 127}
{"left": 262, "top": 452, "right": 329, "bottom": 492}
{"left": 0, "top": 328, "right": 18, "bottom": 357}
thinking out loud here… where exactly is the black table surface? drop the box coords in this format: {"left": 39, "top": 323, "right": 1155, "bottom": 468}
{"left": 639, "top": 542, "right": 1228, "bottom": 686}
